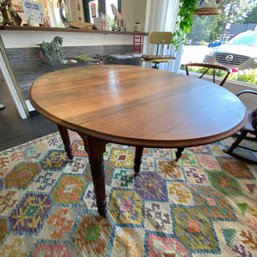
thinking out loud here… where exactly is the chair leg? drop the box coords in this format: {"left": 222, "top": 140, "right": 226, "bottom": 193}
{"left": 225, "top": 130, "right": 247, "bottom": 154}
{"left": 152, "top": 63, "right": 159, "bottom": 69}
{"left": 175, "top": 147, "right": 184, "bottom": 161}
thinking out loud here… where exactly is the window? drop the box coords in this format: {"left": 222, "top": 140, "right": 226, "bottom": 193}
{"left": 83, "top": 0, "right": 120, "bottom": 23}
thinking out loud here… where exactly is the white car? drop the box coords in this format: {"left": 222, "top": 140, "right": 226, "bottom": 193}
{"left": 204, "top": 31, "right": 257, "bottom": 70}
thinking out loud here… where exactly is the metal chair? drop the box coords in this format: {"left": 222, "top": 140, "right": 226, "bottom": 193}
{"left": 184, "top": 62, "right": 231, "bottom": 86}
{"left": 141, "top": 32, "right": 175, "bottom": 69}
{"left": 224, "top": 90, "right": 257, "bottom": 164}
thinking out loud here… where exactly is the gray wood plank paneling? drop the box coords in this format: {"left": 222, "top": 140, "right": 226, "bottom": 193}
{"left": 6, "top": 45, "right": 139, "bottom": 100}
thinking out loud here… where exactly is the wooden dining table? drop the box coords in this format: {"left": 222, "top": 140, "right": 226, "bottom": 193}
{"left": 30, "top": 65, "right": 247, "bottom": 216}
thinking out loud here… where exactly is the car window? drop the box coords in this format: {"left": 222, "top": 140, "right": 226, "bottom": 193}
{"left": 228, "top": 34, "right": 257, "bottom": 46}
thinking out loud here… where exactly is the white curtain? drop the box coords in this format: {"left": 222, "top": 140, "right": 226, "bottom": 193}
{"left": 143, "top": 0, "right": 181, "bottom": 72}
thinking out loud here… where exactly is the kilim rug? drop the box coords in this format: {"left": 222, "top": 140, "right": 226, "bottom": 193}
{"left": 0, "top": 131, "right": 256, "bottom": 257}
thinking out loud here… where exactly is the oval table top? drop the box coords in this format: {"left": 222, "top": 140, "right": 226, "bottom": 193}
{"left": 30, "top": 65, "right": 247, "bottom": 148}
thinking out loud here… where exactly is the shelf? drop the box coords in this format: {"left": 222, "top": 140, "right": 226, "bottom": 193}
{"left": 0, "top": 25, "right": 148, "bottom": 36}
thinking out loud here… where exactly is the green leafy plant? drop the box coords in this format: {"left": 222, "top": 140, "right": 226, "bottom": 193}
{"left": 172, "top": 0, "right": 198, "bottom": 50}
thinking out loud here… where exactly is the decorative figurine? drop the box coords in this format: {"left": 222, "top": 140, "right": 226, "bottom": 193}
{"left": 111, "top": 4, "right": 126, "bottom": 32}
{"left": 37, "top": 36, "right": 64, "bottom": 67}
{"left": 0, "top": 0, "right": 22, "bottom": 26}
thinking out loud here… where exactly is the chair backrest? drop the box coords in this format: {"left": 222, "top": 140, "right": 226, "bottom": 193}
{"left": 149, "top": 32, "right": 173, "bottom": 56}
{"left": 149, "top": 32, "right": 173, "bottom": 44}
{"left": 184, "top": 62, "right": 231, "bottom": 87}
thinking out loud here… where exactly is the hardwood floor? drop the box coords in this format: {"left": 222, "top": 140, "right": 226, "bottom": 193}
{"left": 0, "top": 79, "right": 57, "bottom": 151}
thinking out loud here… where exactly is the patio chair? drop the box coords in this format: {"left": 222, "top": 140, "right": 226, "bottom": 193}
{"left": 175, "top": 62, "right": 231, "bottom": 162}
{"left": 173, "top": 63, "right": 231, "bottom": 161}
{"left": 141, "top": 31, "right": 175, "bottom": 69}
{"left": 224, "top": 90, "right": 257, "bottom": 164}
{"left": 184, "top": 62, "right": 231, "bottom": 86}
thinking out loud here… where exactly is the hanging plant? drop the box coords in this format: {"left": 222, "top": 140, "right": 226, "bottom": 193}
{"left": 172, "top": 0, "right": 223, "bottom": 50}
{"left": 195, "top": 0, "right": 222, "bottom": 16}
{"left": 172, "top": 0, "right": 198, "bottom": 50}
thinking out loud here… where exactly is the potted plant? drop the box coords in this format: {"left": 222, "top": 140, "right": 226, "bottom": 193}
{"left": 172, "top": 0, "right": 222, "bottom": 50}
{"left": 195, "top": 0, "right": 222, "bottom": 16}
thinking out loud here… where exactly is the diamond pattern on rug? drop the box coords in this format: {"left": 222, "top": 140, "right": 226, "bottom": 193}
{"left": 43, "top": 207, "right": 76, "bottom": 239}
{"left": 31, "top": 241, "right": 72, "bottom": 257}
{"left": 72, "top": 215, "right": 112, "bottom": 256}
{"left": 109, "top": 189, "right": 143, "bottom": 225}
{"left": 51, "top": 174, "right": 87, "bottom": 205}
{"left": 197, "top": 154, "right": 221, "bottom": 171}
{"left": 0, "top": 236, "right": 29, "bottom": 257}
{"left": 217, "top": 157, "right": 255, "bottom": 179}
{"left": 173, "top": 206, "right": 219, "bottom": 253}
{"left": 112, "top": 168, "right": 135, "bottom": 188}
{"left": 144, "top": 202, "right": 173, "bottom": 233}
{"left": 147, "top": 233, "right": 190, "bottom": 257}
{"left": 40, "top": 149, "right": 69, "bottom": 170}
{"left": 177, "top": 150, "right": 199, "bottom": 167}
{"left": 141, "top": 156, "right": 155, "bottom": 172}
{"left": 153, "top": 148, "right": 171, "bottom": 158}
{"left": 64, "top": 156, "right": 88, "bottom": 174}
{"left": 184, "top": 166, "right": 210, "bottom": 185}
{"left": 208, "top": 170, "right": 244, "bottom": 196}
{"left": 109, "top": 148, "right": 134, "bottom": 168}
{"left": 29, "top": 171, "right": 61, "bottom": 192}
{"left": 10, "top": 192, "right": 51, "bottom": 234}
{"left": 5, "top": 162, "right": 40, "bottom": 189}
{"left": 188, "top": 145, "right": 212, "bottom": 155}
{"left": 192, "top": 186, "right": 236, "bottom": 220}
{"left": 156, "top": 159, "right": 185, "bottom": 181}
{"left": 135, "top": 172, "right": 168, "bottom": 201}
{"left": 112, "top": 228, "right": 144, "bottom": 257}
{"left": 167, "top": 182, "right": 194, "bottom": 205}
{"left": 0, "top": 132, "right": 256, "bottom": 257}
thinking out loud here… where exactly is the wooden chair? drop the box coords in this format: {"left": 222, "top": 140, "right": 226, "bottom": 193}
{"left": 141, "top": 32, "right": 175, "bottom": 69}
{"left": 184, "top": 62, "right": 231, "bottom": 86}
{"left": 224, "top": 90, "right": 257, "bottom": 164}
{"left": 175, "top": 63, "right": 231, "bottom": 162}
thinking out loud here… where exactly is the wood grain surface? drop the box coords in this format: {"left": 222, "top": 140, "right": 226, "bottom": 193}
{"left": 30, "top": 65, "right": 247, "bottom": 147}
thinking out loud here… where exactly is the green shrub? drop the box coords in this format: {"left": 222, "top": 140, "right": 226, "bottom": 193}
{"left": 229, "top": 69, "right": 257, "bottom": 85}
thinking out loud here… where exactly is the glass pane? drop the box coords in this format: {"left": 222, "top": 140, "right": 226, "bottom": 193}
{"left": 106, "top": 0, "right": 117, "bottom": 18}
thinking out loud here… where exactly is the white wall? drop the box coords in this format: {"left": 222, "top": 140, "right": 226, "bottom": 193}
{"left": 1, "top": 31, "right": 134, "bottom": 48}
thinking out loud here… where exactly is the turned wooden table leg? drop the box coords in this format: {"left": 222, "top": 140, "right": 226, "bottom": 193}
{"left": 57, "top": 125, "right": 73, "bottom": 160}
{"left": 80, "top": 135, "right": 107, "bottom": 217}
{"left": 134, "top": 146, "right": 144, "bottom": 176}
{"left": 175, "top": 147, "right": 184, "bottom": 161}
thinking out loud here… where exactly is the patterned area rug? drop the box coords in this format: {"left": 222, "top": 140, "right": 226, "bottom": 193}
{"left": 0, "top": 131, "right": 256, "bottom": 257}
